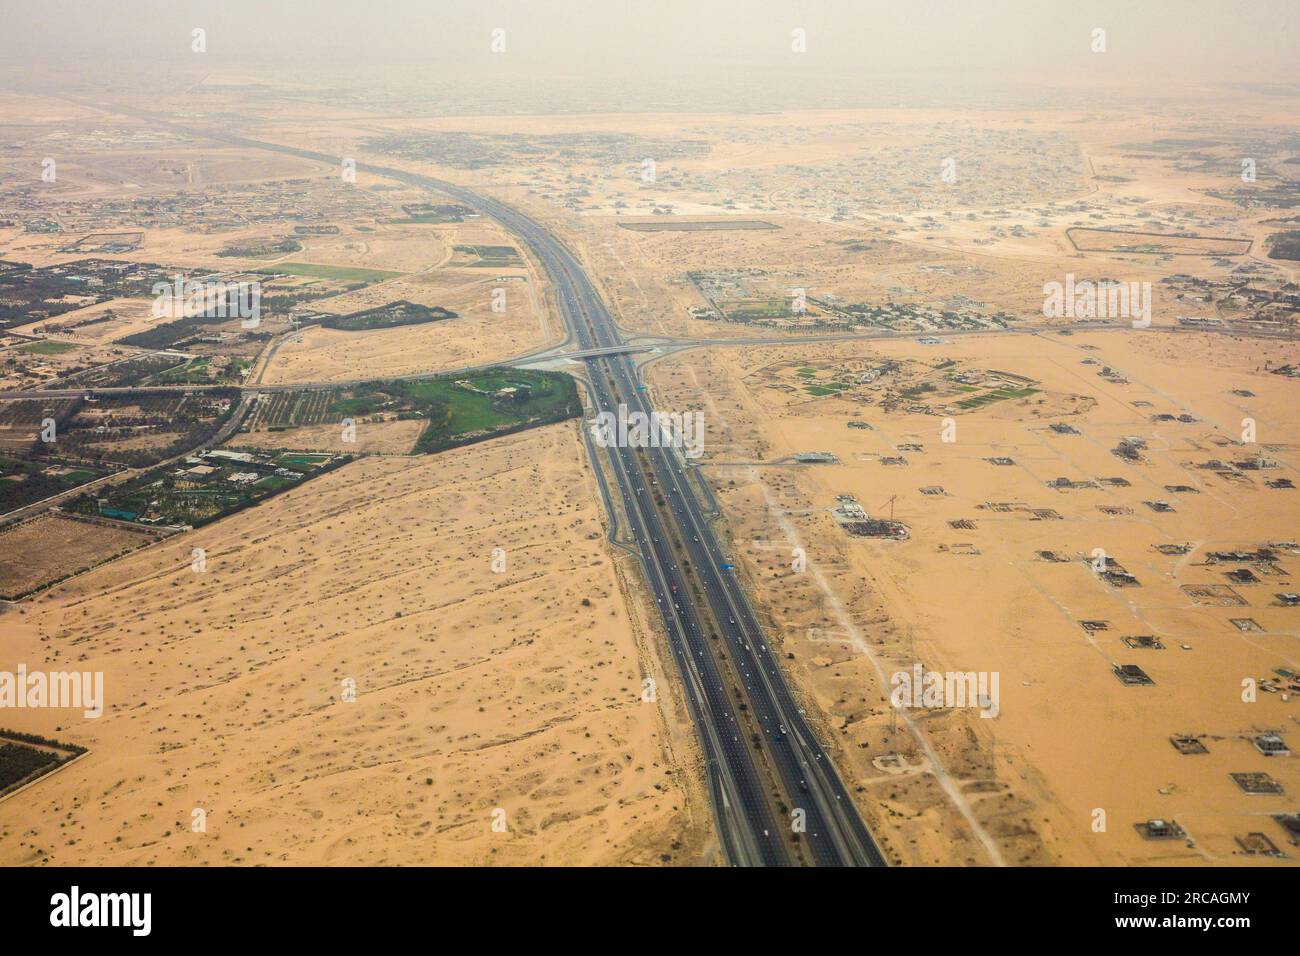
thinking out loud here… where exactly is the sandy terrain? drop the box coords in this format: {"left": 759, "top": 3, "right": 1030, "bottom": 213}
{"left": 7, "top": 301, "right": 162, "bottom": 347}
{"left": 230, "top": 418, "right": 426, "bottom": 455}
{"left": 0, "top": 513, "right": 156, "bottom": 599}
{"left": 0, "top": 423, "right": 710, "bottom": 865}
{"left": 648, "top": 329, "right": 1300, "bottom": 865}
{"left": 257, "top": 220, "right": 556, "bottom": 385}
{"left": 259, "top": 301, "right": 546, "bottom": 385}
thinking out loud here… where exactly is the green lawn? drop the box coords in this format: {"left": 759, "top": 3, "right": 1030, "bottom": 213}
{"left": 19, "top": 340, "right": 79, "bottom": 355}
{"left": 402, "top": 379, "right": 517, "bottom": 433}
{"left": 273, "top": 453, "right": 332, "bottom": 468}
{"left": 400, "top": 370, "right": 580, "bottom": 452}
{"left": 724, "top": 298, "right": 795, "bottom": 319}
{"left": 331, "top": 396, "right": 384, "bottom": 416}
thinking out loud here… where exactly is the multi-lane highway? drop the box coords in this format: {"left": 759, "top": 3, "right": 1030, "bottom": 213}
{"left": 366, "top": 165, "right": 886, "bottom": 867}
{"left": 43, "top": 104, "right": 887, "bottom": 866}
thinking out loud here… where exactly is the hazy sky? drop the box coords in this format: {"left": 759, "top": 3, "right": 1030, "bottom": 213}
{"left": 2, "top": 0, "right": 1296, "bottom": 113}
{"left": 3, "top": 0, "right": 1296, "bottom": 72}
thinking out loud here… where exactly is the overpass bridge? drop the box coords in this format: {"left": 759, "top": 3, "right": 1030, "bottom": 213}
{"left": 514, "top": 343, "right": 656, "bottom": 364}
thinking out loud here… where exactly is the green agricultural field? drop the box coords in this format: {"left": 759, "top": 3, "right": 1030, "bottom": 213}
{"left": 452, "top": 244, "right": 522, "bottom": 267}
{"left": 255, "top": 262, "right": 401, "bottom": 283}
{"left": 389, "top": 213, "right": 460, "bottom": 224}
{"left": 0, "top": 741, "right": 58, "bottom": 793}
{"left": 956, "top": 387, "right": 1039, "bottom": 410}
{"left": 19, "top": 340, "right": 79, "bottom": 355}
{"left": 0, "top": 732, "right": 85, "bottom": 798}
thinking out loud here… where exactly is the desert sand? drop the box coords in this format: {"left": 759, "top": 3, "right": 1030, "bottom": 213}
{"left": 230, "top": 418, "right": 426, "bottom": 455}
{"left": 0, "top": 423, "right": 710, "bottom": 865}
{"left": 647, "top": 328, "right": 1299, "bottom": 865}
